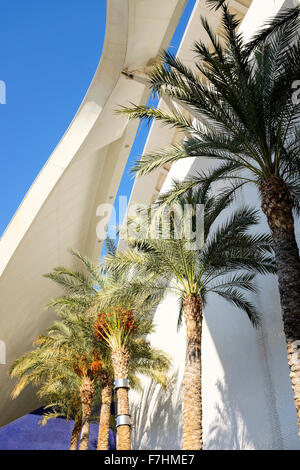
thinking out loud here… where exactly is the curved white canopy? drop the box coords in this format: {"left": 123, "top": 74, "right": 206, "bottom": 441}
{"left": 0, "top": 0, "right": 187, "bottom": 426}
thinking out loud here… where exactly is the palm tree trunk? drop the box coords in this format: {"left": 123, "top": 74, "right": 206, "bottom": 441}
{"left": 111, "top": 347, "right": 131, "bottom": 450}
{"left": 182, "top": 294, "right": 203, "bottom": 450}
{"left": 78, "top": 377, "right": 95, "bottom": 450}
{"left": 70, "top": 413, "right": 82, "bottom": 450}
{"left": 261, "top": 175, "right": 300, "bottom": 435}
{"left": 97, "top": 374, "right": 112, "bottom": 450}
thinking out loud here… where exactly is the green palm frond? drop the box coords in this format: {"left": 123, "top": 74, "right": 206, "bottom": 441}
{"left": 243, "top": 6, "right": 300, "bottom": 57}
{"left": 117, "top": 104, "right": 196, "bottom": 134}
{"left": 117, "top": 5, "right": 300, "bottom": 217}
{"left": 105, "top": 237, "right": 117, "bottom": 256}
{"left": 205, "top": 0, "right": 227, "bottom": 11}
{"left": 131, "top": 144, "right": 189, "bottom": 176}
{"left": 212, "top": 287, "right": 260, "bottom": 327}
{"left": 69, "top": 249, "right": 105, "bottom": 288}
{"left": 207, "top": 272, "right": 257, "bottom": 294}
{"left": 105, "top": 185, "right": 275, "bottom": 330}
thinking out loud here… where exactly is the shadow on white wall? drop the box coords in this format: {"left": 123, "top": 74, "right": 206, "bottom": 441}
{"left": 131, "top": 372, "right": 182, "bottom": 450}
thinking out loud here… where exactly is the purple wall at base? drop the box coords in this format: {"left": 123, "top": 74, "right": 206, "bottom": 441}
{"left": 0, "top": 409, "right": 116, "bottom": 450}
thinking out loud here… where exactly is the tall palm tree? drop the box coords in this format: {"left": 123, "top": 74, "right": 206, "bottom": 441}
{"left": 118, "top": 4, "right": 300, "bottom": 433}
{"left": 96, "top": 370, "right": 113, "bottom": 450}
{"left": 94, "top": 339, "right": 169, "bottom": 451}
{"left": 10, "top": 333, "right": 85, "bottom": 450}
{"left": 45, "top": 247, "right": 170, "bottom": 451}
{"left": 37, "top": 370, "right": 83, "bottom": 450}
{"left": 105, "top": 186, "right": 276, "bottom": 449}
{"left": 94, "top": 304, "right": 169, "bottom": 450}
{"left": 20, "top": 372, "right": 83, "bottom": 450}
{"left": 43, "top": 308, "right": 104, "bottom": 451}
{"left": 10, "top": 309, "right": 100, "bottom": 451}
{"left": 10, "top": 343, "right": 82, "bottom": 451}
{"left": 44, "top": 248, "right": 112, "bottom": 450}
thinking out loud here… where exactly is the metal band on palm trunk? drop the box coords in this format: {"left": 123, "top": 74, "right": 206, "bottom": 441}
{"left": 116, "top": 414, "right": 131, "bottom": 427}
{"left": 114, "top": 378, "right": 129, "bottom": 389}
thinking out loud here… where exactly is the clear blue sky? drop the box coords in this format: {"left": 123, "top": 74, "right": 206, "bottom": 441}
{"left": 0, "top": 0, "right": 196, "bottom": 248}
{"left": 0, "top": 0, "right": 106, "bottom": 235}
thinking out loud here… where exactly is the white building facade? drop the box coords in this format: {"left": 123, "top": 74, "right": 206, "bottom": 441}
{"left": 127, "top": 0, "right": 300, "bottom": 450}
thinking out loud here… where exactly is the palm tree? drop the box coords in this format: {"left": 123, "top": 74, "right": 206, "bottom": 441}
{"left": 70, "top": 414, "right": 83, "bottom": 450}
{"left": 94, "top": 304, "right": 169, "bottom": 450}
{"left": 43, "top": 309, "right": 104, "bottom": 451}
{"left": 37, "top": 372, "right": 83, "bottom": 450}
{"left": 97, "top": 371, "right": 113, "bottom": 450}
{"left": 44, "top": 248, "right": 112, "bottom": 450}
{"left": 45, "top": 247, "right": 170, "bottom": 451}
{"left": 118, "top": 4, "right": 300, "bottom": 433}
{"left": 10, "top": 334, "right": 84, "bottom": 450}
{"left": 10, "top": 309, "right": 100, "bottom": 451}
{"left": 105, "top": 185, "right": 276, "bottom": 449}
{"left": 95, "top": 338, "right": 168, "bottom": 451}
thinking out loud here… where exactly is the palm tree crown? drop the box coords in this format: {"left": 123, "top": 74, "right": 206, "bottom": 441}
{"left": 105, "top": 186, "right": 276, "bottom": 449}
{"left": 121, "top": 5, "right": 300, "bottom": 204}
{"left": 106, "top": 186, "right": 276, "bottom": 326}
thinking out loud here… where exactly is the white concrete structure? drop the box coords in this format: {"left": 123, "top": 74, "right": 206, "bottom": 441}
{"left": 0, "top": 0, "right": 299, "bottom": 450}
{"left": 0, "top": 0, "right": 187, "bottom": 427}
{"left": 127, "top": 0, "right": 300, "bottom": 450}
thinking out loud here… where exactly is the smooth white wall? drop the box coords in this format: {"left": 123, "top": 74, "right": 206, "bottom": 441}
{"left": 130, "top": 0, "right": 300, "bottom": 449}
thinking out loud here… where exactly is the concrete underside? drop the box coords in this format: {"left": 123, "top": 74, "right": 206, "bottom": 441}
{"left": 0, "top": 0, "right": 187, "bottom": 427}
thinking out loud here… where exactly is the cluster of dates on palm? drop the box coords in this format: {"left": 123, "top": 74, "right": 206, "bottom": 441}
{"left": 73, "top": 351, "right": 103, "bottom": 378}
{"left": 94, "top": 306, "right": 138, "bottom": 342}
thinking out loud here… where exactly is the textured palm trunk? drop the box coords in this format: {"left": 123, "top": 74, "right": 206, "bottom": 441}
{"left": 261, "top": 175, "right": 300, "bottom": 435}
{"left": 182, "top": 294, "right": 203, "bottom": 450}
{"left": 70, "top": 413, "right": 82, "bottom": 450}
{"left": 78, "top": 377, "right": 95, "bottom": 450}
{"left": 111, "top": 347, "right": 131, "bottom": 450}
{"left": 97, "top": 374, "right": 112, "bottom": 450}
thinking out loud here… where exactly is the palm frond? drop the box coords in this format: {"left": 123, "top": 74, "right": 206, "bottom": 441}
{"left": 243, "top": 6, "right": 300, "bottom": 57}
{"left": 206, "top": 0, "right": 227, "bottom": 11}
{"left": 212, "top": 287, "right": 260, "bottom": 327}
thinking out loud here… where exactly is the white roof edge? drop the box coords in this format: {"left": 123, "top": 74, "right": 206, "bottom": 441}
{"left": 0, "top": 0, "right": 187, "bottom": 276}
{"left": 0, "top": 0, "right": 188, "bottom": 427}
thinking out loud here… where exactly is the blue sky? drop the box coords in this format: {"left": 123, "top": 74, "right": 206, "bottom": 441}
{"left": 0, "top": 0, "right": 196, "bottom": 248}
{"left": 0, "top": 0, "right": 106, "bottom": 235}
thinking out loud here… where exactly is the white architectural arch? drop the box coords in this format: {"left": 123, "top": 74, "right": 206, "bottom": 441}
{"left": 0, "top": 0, "right": 187, "bottom": 427}
{"left": 0, "top": 0, "right": 299, "bottom": 450}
